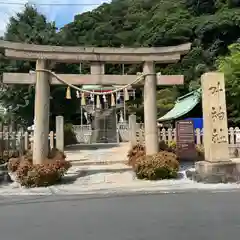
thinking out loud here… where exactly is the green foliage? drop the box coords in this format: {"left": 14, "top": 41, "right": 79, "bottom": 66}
{"left": 228, "top": 0, "right": 240, "bottom": 8}
{"left": 58, "top": 0, "right": 240, "bottom": 96}
{"left": 217, "top": 43, "right": 240, "bottom": 125}
{"left": 0, "top": 5, "right": 59, "bottom": 126}
{"left": 185, "top": 0, "right": 217, "bottom": 15}
{"left": 5, "top": 4, "right": 58, "bottom": 45}
{"left": 0, "top": 5, "right": 79, "bottom": 126}
{"left": 156, "top": 88, "right": 179, "bottom": 118}
{"left": 195, "top": 144, "right": 205, "bottom": 160}
{"left": 64, "top": 123, "right": 78, "bottom": 146}
{"left": 126, "top": 87, "right": 178, "bottom": 122}
{"left": 2, "top": 0, "right": 240, "bottom": 124}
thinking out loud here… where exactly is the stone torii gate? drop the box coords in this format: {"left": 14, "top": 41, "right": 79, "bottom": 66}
{"left": 0, "top": 40, "right": 191, "bottom": 164}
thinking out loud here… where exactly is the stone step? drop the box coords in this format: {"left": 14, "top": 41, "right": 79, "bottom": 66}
{"left": 69, "top": 159, "right": 128, "bottom": 166}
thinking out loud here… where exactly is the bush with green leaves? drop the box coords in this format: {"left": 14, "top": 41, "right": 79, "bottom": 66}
{"left": 134, "top": 151, "right": 179, "bottom": 180}
{"left": 195, "top": 144, "right": 204, "bottom": 160}
{"left": 159, "top": 140, "right": 176, "bottom": 154}
{"left": 64, "top": 123, "right": 77, "bottom": 146}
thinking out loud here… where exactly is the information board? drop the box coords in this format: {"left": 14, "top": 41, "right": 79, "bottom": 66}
{"left": 176, "top": 120, "right": 197, "bottom": 161}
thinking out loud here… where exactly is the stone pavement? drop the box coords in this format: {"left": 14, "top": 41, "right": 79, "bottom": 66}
{"left": 65, "top": 142, "right": 130, "bottom": 165}
{"left": 1, "top": 162, "right": 240, "bottom": 196}
{"left": 1, "top": 143, "right": 240, "bottom": 196}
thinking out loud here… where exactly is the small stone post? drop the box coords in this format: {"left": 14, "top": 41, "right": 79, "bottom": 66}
{"left": 32, "top": 59, "right": 50, "bottom": 164}
{"left": 56, "top": 116, "right": 64, "bottom": 151}
{"left": 129, "top": 114, "right": 137, "bottom": 147}
{"left": 143, "top": 61, "right": 159, "bottom": 155}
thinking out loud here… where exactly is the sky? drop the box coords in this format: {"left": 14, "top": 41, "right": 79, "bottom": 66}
{"left": 0, "top": 0, "right": 110, "bottom": 36}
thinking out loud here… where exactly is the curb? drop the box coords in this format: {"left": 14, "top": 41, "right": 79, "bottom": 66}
{"left": 1, "top": 185, "right": 240, "bottom": 197}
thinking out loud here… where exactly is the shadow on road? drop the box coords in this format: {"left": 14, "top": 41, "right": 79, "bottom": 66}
{"left": 60, "top": 162, "right": 193, "bottom": 185}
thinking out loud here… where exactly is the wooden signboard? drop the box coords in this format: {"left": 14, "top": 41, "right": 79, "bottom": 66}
{"left": 176, "top": 120, "right": 197, "bottom": 161}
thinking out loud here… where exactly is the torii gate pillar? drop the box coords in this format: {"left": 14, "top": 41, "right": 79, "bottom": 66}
{"left": 143, "top": 61, "right": 159, "bottom": 155}
{"left": 32, "top": 59, "right": 50, "bottom": 164}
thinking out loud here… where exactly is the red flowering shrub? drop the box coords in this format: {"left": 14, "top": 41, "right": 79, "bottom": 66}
{"left": 127, "top": 144, "right": 145, "bottom": 167}
{"left": 0, "top": 150, "right": 21, "bottom": 164}
{"left": 16, "top": 159, "right": 71, "bottom": 187}
{"left": 8, "top": 157, "right": 21, "bottom": 172}
{"left": 7, "top": 149, "right": 71, "bottom": 187}
{"left": 134, "top": 151, "right": 179, "bottom": 180}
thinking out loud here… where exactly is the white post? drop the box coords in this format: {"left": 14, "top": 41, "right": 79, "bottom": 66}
{"left": 24, "top": 132, "right": 29, "bottom": 151}
{"left": 56, "top": 115, "right": 64, "bottom": 151}
{"left": 129, "top": 114, "right": 137, "bottom": 147}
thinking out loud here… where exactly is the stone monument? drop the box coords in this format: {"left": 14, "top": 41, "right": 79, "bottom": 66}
{"left": 195, "top": 72, "right": 240, "bottom": 183}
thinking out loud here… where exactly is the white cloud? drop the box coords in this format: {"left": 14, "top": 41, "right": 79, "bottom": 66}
{"left": 0, "top": 0, "right": 110, "bottom": 36}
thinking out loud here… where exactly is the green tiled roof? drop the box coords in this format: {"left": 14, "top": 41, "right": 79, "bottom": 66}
{"left": 158, "top": 88, "right": 201, "bottom": 122}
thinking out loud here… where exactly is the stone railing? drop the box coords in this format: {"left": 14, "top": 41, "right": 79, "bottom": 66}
{"left": 72, "top": 125, "right": 92, "bottom": 144}
{"left": 72, "top": 121, "right": 240, "bottom": 147}
{"left": 0, "top": 116, "right": 64, "bottom": 155}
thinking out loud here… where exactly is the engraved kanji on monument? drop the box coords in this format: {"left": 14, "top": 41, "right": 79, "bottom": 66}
{"left": 201, "top": 72, "right": 229, "bottom": 162}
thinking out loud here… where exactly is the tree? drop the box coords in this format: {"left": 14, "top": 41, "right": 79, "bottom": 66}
{"left": 58, "top": 0, "right": 240, "bottom": 94}
{"left": 185, "top": 0, "right": 217, "bottom": 15}
{"left": 3, "top": 0, "right": 240, "bottom": 125}
{"left": 0, "top": 5, "right": 59, "bottom": 126}
{"left": 217, "top": 43, "right": 240, "bottom": 125}
{"left": 156, "top": 88, "right": 179, "bottom": 118}
{"left": 5, "top": 5, "right": 58, "bottom": 45}
{"left": 126, "top": 87, "right": 178, "bottom": 122}
{"left": 228, "top": 0, "right": 240, "bottom": 8}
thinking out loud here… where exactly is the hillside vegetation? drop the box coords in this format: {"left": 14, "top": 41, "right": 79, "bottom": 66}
{"left": 1, "top": 0, "right": 240, "bottom": 124}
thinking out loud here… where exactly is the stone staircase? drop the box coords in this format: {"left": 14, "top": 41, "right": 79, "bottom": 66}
{"left": 83, "top": 105, "right": 94, "bottom": 115}
{"left": 83, "top": 103, "right": 123, "bottom": 115}
{"left": 82, "top": 101, "right": 123, "bottom": 144}
{"left": 90, "top": 108, "right": 118, "bottom": 143}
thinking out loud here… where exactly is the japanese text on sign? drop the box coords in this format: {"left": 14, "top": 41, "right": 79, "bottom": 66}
{"left": 211, "top": 106, "right": 225, "bottom": 122}
{"left": 208, "top": 81, "right": 223, "bottom": 95}
{"left": 212, "top": 128, "right": 227, "bottom": 144}
{"left": 209, "top": 81, "right": 227, "bottom": 144}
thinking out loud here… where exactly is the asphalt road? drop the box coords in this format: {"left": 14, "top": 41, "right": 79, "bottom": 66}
{"left": 1, "top": 191, "right": 240, "bottom": 240}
